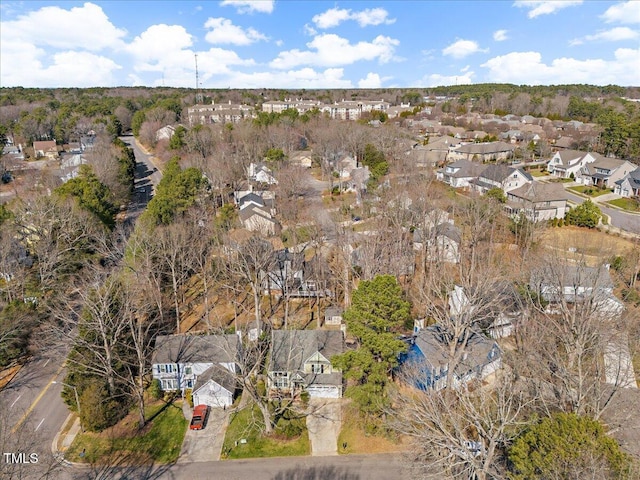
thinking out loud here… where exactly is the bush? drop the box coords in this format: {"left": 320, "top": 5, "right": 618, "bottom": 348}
{"left": 79, "top": 380, "right": 128, "bottom": 432}
{"left": 185, "top": 388, "right": 193, "bottom": 408}
{"left": 147, "top": 379, "right": 163, "bottom": 400}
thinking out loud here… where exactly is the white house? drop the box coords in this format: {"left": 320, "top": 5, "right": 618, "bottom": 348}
{"left": 436, "top": 159, "right": 485, "bottom": 188}
{"left": 546, "top": 150, "right": 600, "bottom": 178}
{"left": 614, "top": 168, "right": 640, "bottom": 197}
{"left": 578, "top": 158, "right": 637, "bottom": 188}
{"left": 152, "top": 334, "right": 239, "bottom": 407}
{"left": 248, "top": 163, "right": 277, "bottom": 185}
{"left": 471, "top": 164, "right": 532, "bottom": 194}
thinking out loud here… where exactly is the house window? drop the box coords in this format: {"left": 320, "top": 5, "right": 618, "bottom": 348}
{"left": 311, "top": 363, "right": 325, "bottom": 374}
{"left": 161, "top": 379, "right": 178, "bottom": 390}
{"left": 273, "top": 372, "right": 289, "bottom": 388}
{"left": 159, "top": 364, "right": 174, "bottom": 374}
{"left": 186, "top": 379, "right": 193, "bottom": 389}
{"left": 184, "top": 366, "right": 192, "bottom": 376}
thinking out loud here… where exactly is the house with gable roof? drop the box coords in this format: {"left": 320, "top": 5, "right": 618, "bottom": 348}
{"left": 577, "top": 158, "right": 637, "bottom": 188}
{"left": 268, "top": 330, "right": 344, "bottom": 399}
{"left": 436, "top": 159, "right": 485, "bottom": 188}
{"left": 506, "top": 182, "right": 568, "bottom": 221}
{"left": 546, "top": 150, "right": 600, "bottom": 178}
{"left": 447, "top": 141, "right": 516, "bottom": 163}
{"left": 152, "top": 334, "right": 240, "bottom": 407}
{"left": 470, "top": 164, "right": 532, "bottom": 195}
{"left": 614, "top": 167, "right": 640, "bottom": 197}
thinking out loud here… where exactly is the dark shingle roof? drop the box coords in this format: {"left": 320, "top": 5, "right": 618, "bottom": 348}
{"left": 270, "top": 330, "right": 344, "bottom": 372}
{"left": 193, "top": 365, "right": 237, "bottom": 394}
{"left": 152, "top": 334, "right": 239, "bottom": 365}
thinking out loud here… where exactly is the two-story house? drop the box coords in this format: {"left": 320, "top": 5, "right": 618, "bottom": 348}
{"left": 546, "top": 150, "right": 600, "bottom": 178}
{"left": 436, "top": 159, "right": 485, "bottom": 188}
{"left": 32, "top": 140, "right": 58, "bottom": 159}
{"left": 614, "top": 167, "right": 640, "bottom": 197}
{"left": 403, "top": 325, "right": 502, "bottom": 391}
{"left": 578, "top": 158, "right": 637, "bottom": 188}
{"left": 530, "top": 263, "right": 624, "bottom": 317}
{"left": 268, "top": 330, "right": 344, "bottom": 399}
{"left": 471, "top": 164, "right": 532, "bottom": 195}
{"left": 506, "top": 182, "right": 569, "bottom": 221}
{"left": 152, "top": 334, "right": 240, "bottom": 407}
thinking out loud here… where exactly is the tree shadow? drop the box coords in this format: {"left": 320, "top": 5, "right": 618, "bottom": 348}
{"left": 272, "top": 465, "right": 360, "bottom": 480}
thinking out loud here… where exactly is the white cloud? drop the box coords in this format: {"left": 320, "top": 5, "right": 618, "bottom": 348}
{"left": 211, "top": 67, "right": 353, "bottom": 89}
{"left": 493, "top": 29, "right": 509, "bottom": 41}
{"left": 442, "top": 39, "right": 486, "bottom": 59}
{"left": 419, "top": 72, "right": 474, "bottom": 87}
{"left": 270, "top": 34, "right": 399, "bottom": 69}
{"left": 204, "top": 17, "right": 268, "bottom": 45}
{"left": 1, "top": 48, "right": 121, "bottom": 87}
{"left": 601, "top": 1, "right": 640, "bottom": 24}
{"left": 481, "top": 49, "right": 640, "bottom": 85}
{"left": 312, "top": 7, "right": 395, "bottom": 29}
{"left": 358, "top": 73, "right": 384, "bottom": 88}
{"left": 220, "top": 0, "right": 274, "bottom": 14}
{"left": 514, "top": 1, "right": 583, "bottom": 19}
{"left": 570, "top": 27, "right": 639, "bottom": 45}
{"left": 0, "top": 2, "right": 126, "bottom": 52}
{"left": 126, "top": 24, "right": 193, "bottom": 65}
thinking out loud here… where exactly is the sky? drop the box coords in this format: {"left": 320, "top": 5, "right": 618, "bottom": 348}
{"left": 1, "top": 0, "right": 639, "bottom": 89}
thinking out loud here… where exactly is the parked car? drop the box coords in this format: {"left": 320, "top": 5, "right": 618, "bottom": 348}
{"left": 189, "top": 404, "right": 209, "bottom": 430}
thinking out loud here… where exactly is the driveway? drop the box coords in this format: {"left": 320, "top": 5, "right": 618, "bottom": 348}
{"left": 178, "top": 407, "right": 230, "bottom": 463}
{"left": 306, "top": 399, "right": 342, "bottom": 456}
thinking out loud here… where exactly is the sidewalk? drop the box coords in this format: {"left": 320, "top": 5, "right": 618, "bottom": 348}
{"left": 52, "top": 413, "right": 82, "bottom": 466}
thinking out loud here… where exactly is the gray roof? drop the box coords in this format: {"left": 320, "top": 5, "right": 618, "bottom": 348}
{"left": 413, "top": 325, "right": 499, "bottom": 378}
{"left": 479, "top": 164, "right": 516, "bottom": 183}
{"left": 583, "top": 157, "right": 629, "bottom": 175}
{"left": 152, "top": 334, "right": 239, "bottom": 365}
{"left": 530, "top": 264, "right": 614, "bottom": 294}
{"left": 270, "top": 330, "right": 344, "bottom": 372}
{"left": 445, "top": 159, "right": 485, "bottom": 178}
{"left": 193, "top": 365, "right": 237, "bottom": 394}
{"left": 455, "top": 141, "right": 515, "bottom": 155}
{"left": 507, "top": 182, "right": 568, "bottom": 202}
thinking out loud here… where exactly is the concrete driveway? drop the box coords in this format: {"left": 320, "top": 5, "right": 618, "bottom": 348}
{"left": 178, "top": 407, "right": 230, "bottom": 463}
{"left": 306, "top": 399, "right": 342, "bottom": 456}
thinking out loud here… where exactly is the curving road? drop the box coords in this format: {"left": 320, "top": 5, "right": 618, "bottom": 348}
{"left": 563, "top": 189, "right": 640, "bottom": 234}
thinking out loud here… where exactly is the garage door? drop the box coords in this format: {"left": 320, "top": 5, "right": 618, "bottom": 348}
{"left": 306, "top": 386, "right": 340, "bottom": 399}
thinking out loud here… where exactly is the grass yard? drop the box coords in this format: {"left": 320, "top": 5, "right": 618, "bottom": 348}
{"left": 541, "top": 226, "right": 636, "bottom": 262}
{"left": 337, "top": 403, "right": 405, "bottom": 455}
{"left": 528, "top": 169, "right": 548, "bottom": 177}
{"left": 607, "top": 197, "right": 640, "bottom": 212}
{"left": 64, "top": 400, "right": 187, "bottom": 465}
{"left": 568, "top": 185, "right": 613, "bottom": 197}
{"left": 222, "top": 404, "right": 310, "bottom": 459}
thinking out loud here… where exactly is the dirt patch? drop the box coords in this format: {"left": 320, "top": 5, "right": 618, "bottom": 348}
{"left": 337, "top": 402, "right": 407, "bottom": 455}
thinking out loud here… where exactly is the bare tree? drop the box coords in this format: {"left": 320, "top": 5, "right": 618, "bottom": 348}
{"left": 389, "top": 370, "right": 531, "bottom": 480}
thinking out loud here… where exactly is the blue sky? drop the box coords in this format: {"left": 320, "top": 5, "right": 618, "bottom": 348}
{"left": 1, "top": 0, "right": 639, "bottom": 89}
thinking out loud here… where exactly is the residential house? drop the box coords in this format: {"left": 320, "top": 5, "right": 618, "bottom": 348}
{"left": 553, "top": 136, "right": 575, "bottom": 151}
{"left": 506, "top": 182, "right": 568, "bottom": 221}
{"left": 408, "top": 136, "right": 458, "bottom": 167}
{"left": 470, "top": 164, "right": 532, "bottom": 195}
{"left": 436, "top": 159, "right": 485, "bottom": 188}
{"left": 268, "top": 330, "right": 344, "bottom": 399}
{"left": 447, "top": 141, "right": 516, "bottom": 163}
{"left": 403, "top": 325, "right": 502, "bottom": 391}
{"left": 248, "top": 162, "right": 277, "bottom": 185}
{"left": 530, "top": 264, "right": 624, "bottom": 317}
{"left": 546, "top": 150, "right": 600, "bottom": 178}
{"left": 289, "top": 151, "right": 313, "bottom": 168}
{"left": 32, "top": 140, "right": 58, "bottom": 159}
{"left": 155, "top": 125, "right": 176, "bottom": 141}
{"left": 414, "top": 222, "right": 461, "bottom": 264}
{"left": 239, "top": 204, "right": 280, "bottom": 236}
{"left": 614, "top": 168, "right": 640, "bottom": 197}
{"left": 152, "top": 334, "right": 239, "bottom": 407}
{"left": 578, "top": 158, "right": 637, "bottom": 188}
{"left": 192, "top": 365, "right": 237, "bottom": 408}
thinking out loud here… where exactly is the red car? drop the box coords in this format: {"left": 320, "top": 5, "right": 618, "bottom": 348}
{"left": 189, "top": 404, "right": 209, "bottom": 430}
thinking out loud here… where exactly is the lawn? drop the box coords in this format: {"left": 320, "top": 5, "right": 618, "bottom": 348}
{"left": 607, "top": 197, "right": 640, "bottom": 212}
{"left": 540, "top": 226, "right": 636, "bottom": 262}
{"left": 222, "top": 404, "right": 310, "bottom": 459}
{"left": 337, "top": 403, "right": 404, "bottom": 455}
{"left": 568, "top": 185, "right": 613, "bottom": 197}
{"left": 528, "top": 169, "right": 548, "bottom": 177}
{"left": 64, "top": 400, "right": 187, "bottom": 465}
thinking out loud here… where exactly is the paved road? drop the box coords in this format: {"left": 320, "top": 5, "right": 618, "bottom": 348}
{"left": 0, "top": 349, "right": 71, "bottom": 479}
{"left": 54, "top": 453, "right": 405, "bottom": 480}
{"left": 562, "top": 188, "right": 640, "bottom": 234}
